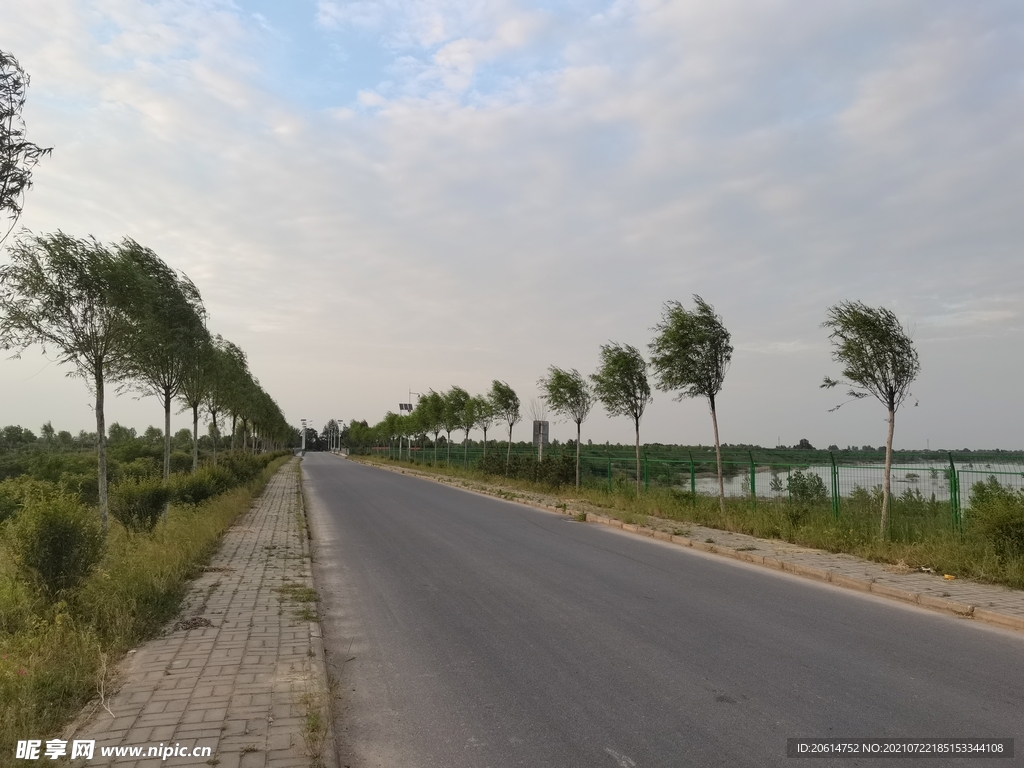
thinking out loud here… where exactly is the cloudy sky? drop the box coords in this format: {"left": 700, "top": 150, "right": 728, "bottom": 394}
{"left": 1, "top": 0, "right": 1022, "bottom": 450}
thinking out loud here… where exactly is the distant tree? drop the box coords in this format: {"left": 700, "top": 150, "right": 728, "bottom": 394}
{"left": 591, "top": 344, "right": 651, "bottom": 497}
{"left": 40, "top": 420, "right": 54, "bottom": 447}
{"left": 107, "top": 422, "right": 137, "bottom": 444}
{"left": 442, "top": 387, "right": 470, "bottom": 466}
{"left": 459, "top": 395, "right": 479, "bottom": 467}
{"left": 539, "top": 366, "right": 595, "bottom": 489}
{"left": 822, "top": 300, "right": 920, "bottom": 537}
{"left": 0, "top": 233, "right": 140, "bottom": 530}
{"left": 419, "top": 390, "right": 445, "bottom": 464}
{"left": 177, "top": 331, "right": 214, "bottom": 472}
{"left": 1, "top": 50, "right": 52, "bottom": 246}
{"left": 119, "top": 239, "right": 207, "bottom": 480}
{"left": 796, "top": 438, "right": 814, "bottom": 450}
{"left": 649, "top": 296, "right": 733, "bottom": 513}
{"left": 489, "top": 380, "right": 521, "bottom": 472}
{"left": 472, "top": 394, "right": 496, "bottom": 457}
{"left": 207, "top": 337, "right": 248, "bottom": 458}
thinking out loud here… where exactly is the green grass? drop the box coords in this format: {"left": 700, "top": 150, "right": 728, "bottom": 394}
{"left": 0, "top": 454, "right": 292, "bottom": 767}
{"left": 358, "top": 454, "right": 1024, "bottom": 590}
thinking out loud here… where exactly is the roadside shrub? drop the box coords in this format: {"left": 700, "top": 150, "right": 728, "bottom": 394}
{"left": 787, "top": 470, "right": 828, "bottom": 504}
{"left": 0, "top": 477, "right": 60, "bottom": 524}
{"left": 971, "top": 478, "right": 1024, "bottom": 559}
{"left": 25, "top": 452, "right": 95, "bottom": 482}
{"left": 219, "top": 452, "right": 264, "bottom": 485}
{"left": 476, "top": 452, "right": 576, "bottom": 486}
{"left": 169, "top": 465, "right": 234, "bottom": 506}
{"left": 170, "top": 451, "right": 193, "bottom": 474}
{"left": 109, "top": 477, "right": 170, "bottom": 532}
{"left": 5, "top": 494, "right": 105, "bottom": 598}
{"left": 58, "top": 471, "right": 99, "bottom": 506}
{"left": 113, "top": 456, "right": 160, "bottom": 482}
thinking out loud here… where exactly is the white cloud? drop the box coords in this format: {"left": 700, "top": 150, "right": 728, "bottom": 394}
{"left": 2, "top": 0, "right": 1022, "bottom": 449}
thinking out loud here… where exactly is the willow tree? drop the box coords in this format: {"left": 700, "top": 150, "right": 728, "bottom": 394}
{"left": 0, "top": 233, "right": 138, "bottom": 529}
{"left": 539, "top": 366, "right": 595, "bottom": 489}
{"left": 178, "top": 332, "right": 214, "bottom": 471}
{"left": 120, "top": 239, "right": 207, "bottom": 480}
{"left": 442, "top": 386, "right": 469, "bottom": 466}
{"left": 490, "top": 380, "right": 520, "bottom": 472}
{"left": 1, "top": 50, "right": 51, "bottom": 245}
{"left": 459, "top": 394, "right": 479, "bottom": 467}
{"left": 209, "top": 337, "right": 248, "bottom": 455}
{"left": 590, "top": 345, "right": 651, "bottom": 497}
{"left": 473, "top": 394, "right": 496, "bottom": 457}
{"left": 419, "top": 390, "right": 445, "bottom": 464}
{"left": 822, "top": 301, "right": 920, "bottom": 537}
{"left": 649, "top": 296, "right": 733, "bottom": 514}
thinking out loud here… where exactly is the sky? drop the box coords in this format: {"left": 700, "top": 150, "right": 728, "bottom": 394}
{"left": 1, "top": 0, "right": 1022, "bottom": 450}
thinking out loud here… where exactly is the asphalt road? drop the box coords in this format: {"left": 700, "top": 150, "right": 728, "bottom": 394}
{"left": 303, "top": 454, "right": 1024, "bottom": 768}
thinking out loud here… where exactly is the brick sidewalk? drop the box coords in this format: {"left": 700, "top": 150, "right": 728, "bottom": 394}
{"left": 65, "top": 459, "right": 332, "bottom": 768}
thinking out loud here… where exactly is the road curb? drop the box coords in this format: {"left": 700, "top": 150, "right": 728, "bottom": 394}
{"left": 584, "top": 513, "right": 1024, "bottom": 632}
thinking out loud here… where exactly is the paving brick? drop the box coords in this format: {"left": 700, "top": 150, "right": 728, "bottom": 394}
{"left": 63, "top": 461, "right": 331, "bottom": 768}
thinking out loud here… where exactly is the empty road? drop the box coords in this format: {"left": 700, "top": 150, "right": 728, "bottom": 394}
{"left": 303, "top": 454, "right": 1023, "bottom": 767}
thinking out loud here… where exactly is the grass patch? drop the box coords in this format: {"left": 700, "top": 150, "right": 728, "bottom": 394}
{"left": 356, "top": 454, "right": 1024, "bottom": 590}
{"left": 276, "top": 584, "right": 318, "bottom": 603}
{"left": 0, "top": 453, "right": 292, "bottom": 767}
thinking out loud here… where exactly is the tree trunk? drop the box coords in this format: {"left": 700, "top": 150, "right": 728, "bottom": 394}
{"left": 242, "top": 418, "right": 248, "bottom": 452}
{"left": 464, "top": 430, "right": 469, "bottom": 468}
{"left": 505, "top": 423, "right": 513, "bottom": 473}
{"left": 576, "top": 420, "right": 581, "bottom": 490}
{"left": 230, "top": 413, "right": 237, "bottom": 452}
{"left": 211, "top": 410, "right": 218, "bottom": 466}
{"left": 95, "top": 366, "right": 109, "bottom": 532}
{"left": 192, "top": 403, "right": 200, "bottom": 472}
{"left": 881, "top": 405, "right": 895, "bottom": 538}
{"left": 482, "top": 426, "right": 488, "bottom": 457}
{"left": 710, "top": 395, "right": 725, "bottom": 515}
{"left": 446, "top": 431, "right": 451, "bottom": 466}
{"left": 163, "top": 387, "right": 172, "bottom": 482}
{"left": 634, "top": 416, "right": 642, "bottom": 498}
{"left": 433, "top": 432, "right": 439, "bottom": 464}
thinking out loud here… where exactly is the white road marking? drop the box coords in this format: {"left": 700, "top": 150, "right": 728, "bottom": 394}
{"left": 605, "top": 746, "right": 638, "bottom": 767}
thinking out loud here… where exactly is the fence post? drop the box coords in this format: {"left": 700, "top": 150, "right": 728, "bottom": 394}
{"left": 607, "top": 453, "right": 612, "bottom": 493}
{"left": 688, "top": 451, "right": 696, "bottom": 504}
{"left": 830, "top": 451, "right": 840, "bottom": 519}
{"left": 948, "top": 452, "right": 961, "bottom": 532}
{"left": 749, "top": 451, "right": 756, "bottom": 510}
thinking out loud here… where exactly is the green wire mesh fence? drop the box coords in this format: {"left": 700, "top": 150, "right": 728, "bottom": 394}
{"left": 365, "top": 442, "right": 1024, "bottom": 534}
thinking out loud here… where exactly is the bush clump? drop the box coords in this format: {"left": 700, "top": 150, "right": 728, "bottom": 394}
{"left": 787, "top": 470, "right": 829, "bottom": 504}
{"left": 169, "top": 465, "right": 234, "bottom": 506}
{"left": 0, "top": 476, "right": 60, "bottom": 524}
{"left": 476, "top": 452, "right": 577, "bottom": 486}
{"left": 970, "top": 477, "right": 1024, "bottom": 559}
{"left": 109, "top": 477, "right": 171, "bottom": 532}
{"left": 219, "top": 452, "right": 266, "bottom": 485}
{"left": 5, "top": 493, "right": 106, "bottom": 598}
